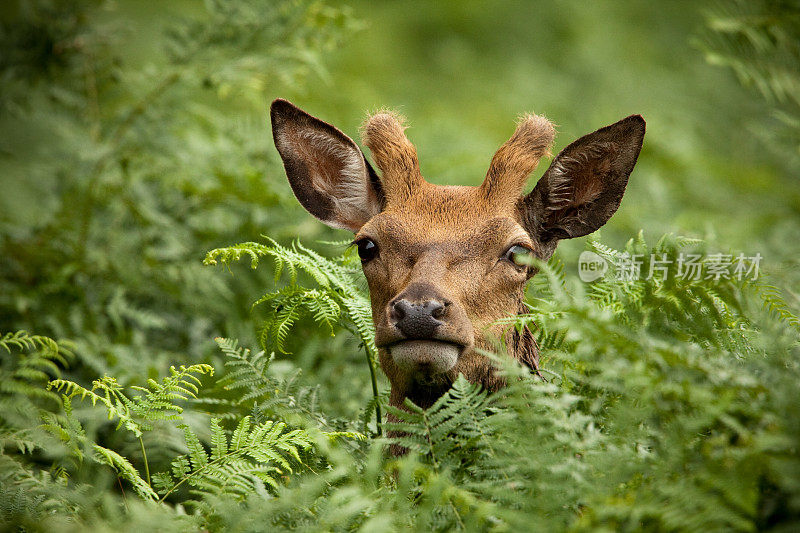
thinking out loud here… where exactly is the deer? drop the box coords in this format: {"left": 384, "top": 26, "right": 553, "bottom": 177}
{"left": 270, "top": 99, "right": 645, "bottom": 415}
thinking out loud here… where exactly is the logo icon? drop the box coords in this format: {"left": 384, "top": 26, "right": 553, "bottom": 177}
{"left": 578, "top": 251, "right": 608, "bottom": 282}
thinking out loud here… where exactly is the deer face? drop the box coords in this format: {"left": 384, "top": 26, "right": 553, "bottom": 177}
{"left": 271, "top": 100, "right": 644, "bottom": 407}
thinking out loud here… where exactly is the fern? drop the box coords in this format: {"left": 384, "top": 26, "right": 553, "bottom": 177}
{"left": 1, "top": 330, "right": 60, "bottom": 355}
{"left": 44, "top": 364, "right": 212, "bottom": 494}
{"left": 154, "top": 416, "right": 312, "bottom": 501}
{"left": 48, "top": 364, "right": 214, "bottom": 437}
{"left": 511, "top": 234, "right": 759, "bottom": 363}
{"left": 40, "top": 396, "right": 159, "bottom": 501}
{"left": 92, "top": 443, "right": 159, "bottom": 501}
{"left": 385, "top": 375, "right": 500, "bottom": 475}
{"left": 254, "top": 287, "right": 342, "bottom": 353}
{"left": 48, "top": 375, "right": 143, "bottom": 437}
{"left": 40, "top": 359, "right": 320, "bottom": 504}
{"left": 206, "top": 239, "right": 383, "bottom": 435}
{"left": 0, "top": 331, "right": 72, "bottom": 407}
{"left": 0, "top": 453, "right": 73, "bottom": 529}
{"left": 489, "top": 236, "right": 799, "bottom": 530}
{"left": 215, "top": 337, "right": 276, "bottom": 404}
{"left": 749, "top": 281, "right": 800, "bottom": 332}
{"left": 212, "top": 337, "right": 327, "bottom": 425}
{"left": 0, "top": 330, "right": 74, "bottom": 464}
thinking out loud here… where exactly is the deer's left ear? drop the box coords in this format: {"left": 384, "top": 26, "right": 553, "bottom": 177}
{"left": 519, "top": 115, "right": 645, "bottom": 254}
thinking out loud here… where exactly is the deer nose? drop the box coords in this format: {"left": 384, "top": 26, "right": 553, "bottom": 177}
{"left": 391, "top": 299, "right": 446, "bottom": 339}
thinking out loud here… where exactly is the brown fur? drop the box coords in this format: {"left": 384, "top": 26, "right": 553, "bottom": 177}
{"left": 361, "top": 111, "right": 423, "bottom": 203}
{"left": 360, "top": 187, "right": 539, "bottom": 407}
{"left": 482, "top": 113, "right": 556, "bottom": 209}
{"left": 270, "top": 99, "right": 645, "bottom": 419}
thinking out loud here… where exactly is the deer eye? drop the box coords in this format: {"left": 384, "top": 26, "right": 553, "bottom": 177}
{"left": 356, "top": 238, "right": 379, "bottom": 262}
{"left": 503, "top": 244, "right": 532, "bottom": 268}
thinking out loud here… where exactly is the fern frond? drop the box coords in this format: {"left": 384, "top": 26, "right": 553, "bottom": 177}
{"left": 215, "top": 338, "right": 274, "bottom": 400}
{"left": 132, "top": 364, "right": 215, "bottom": 426}
{"left": 92, "top": 444, "right": 158, "bottom": 501}
{"left": 750, "top": 282, "right": 800, "bottom": 332}
{"left": 0, "top": 331, "right": 60, "bottom": 357}
{"left": 205, "top": 238, "right": 382, "bottom": 432}
{"left": 203, "top": 241, "right": 272, "bottom": 269}
{"left": 386, "top": 375, "right": 495, "bottom": 465}
{"left": 0, "top": 331, "right": 73, "bottom": 408}
{"left": 48, "top": 364, "right": 214, "bottom": 437}
{"left": 157, "top": 416, "right": 311, "bottom": 501}
{"left": 48, "top": 377, "right": 143, "bottom": 437}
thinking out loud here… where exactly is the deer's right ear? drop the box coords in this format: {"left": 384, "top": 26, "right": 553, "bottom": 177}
{"left": 270, "top": 99, "right": 384, "bottom": 232}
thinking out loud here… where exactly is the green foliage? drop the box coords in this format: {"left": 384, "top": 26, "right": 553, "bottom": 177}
{"left": 0, "top": 0, "right": 359, "bottom": 381}
{"left": 14, "top": 341, "right": 319, "bottom": 518}
{"left": 0, "top": 330, "right": 73, "bottom": 466}
{"left": 537, "top": 233, "right": 752, "bottom": 352}
{"left": 697, "top": 0, "right": 800, "bottom": 166}
{"left": 215, "top": 337, "right": 278, "bottom": 405}
{"left": 499, "top": 236, "right": 800, "bottom": 531}
{"left": 213, "top": 337, "right": 324, "bottom": 426}
{"left": 205, "top": 239, "right": 375, "bottom": 356}
{"left": 41, "top": 363, "right": 219, "bottom": 503}
{"left": 1, "top": 331, "right": 72, "bottom": 408}
{"left": 385, "top": 375, "right": 496, "bottom": 463}
{"left": 48, "top": 364, "right": 214, "bottom": 437}
{"left": 89, "top": 430, "right": 160, "bottom": 502}
{"left": 206, "top": 239, "right": 383, "bottom": 434}
{"left": 154, "top": 416, "right": 311, "bottom": 501}
{"left": 2, "top": 0, "right": 800, "bottom": 530}
{"left": 4, "top": 232, "right": 800, "bottom": 530}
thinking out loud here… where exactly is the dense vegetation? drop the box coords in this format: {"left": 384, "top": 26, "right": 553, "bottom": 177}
{"left": 1, "top": 0, "right": 798, "bottom": 531}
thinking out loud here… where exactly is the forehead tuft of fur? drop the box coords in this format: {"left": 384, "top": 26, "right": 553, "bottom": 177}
{"left": 358, "top": 108, "right": 556, "bottom": 210}
{"left": 360, "top": 109, "right": 423, "bottom": 202}
{"left": 481, "top": 113, "right": 556, "bottom": 208}
{"left": 512, "top": 113, "right": 556, "bottom": 159}
{"left": 360, "top": 109, "right": 408, "bottom": 141}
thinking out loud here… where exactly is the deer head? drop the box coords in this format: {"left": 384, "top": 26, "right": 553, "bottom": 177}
{"left": 270, "top": 99, "right": 644, "bottom": 409}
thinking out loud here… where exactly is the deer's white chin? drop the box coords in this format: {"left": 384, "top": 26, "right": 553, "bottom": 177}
{"left": 389, "top": 340, "right": 460, "bottom": 375}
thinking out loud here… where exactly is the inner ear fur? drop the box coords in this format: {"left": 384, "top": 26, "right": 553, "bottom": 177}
{"left": 270, "top": 99, "right": 384, "bottom": 232}
{"left": 519, "top": 114, "right": 645, "bottom": 252}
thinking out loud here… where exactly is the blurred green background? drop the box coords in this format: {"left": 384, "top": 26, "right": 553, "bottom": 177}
{"left": 1, "top": 0, "right": 798, "bottom": 415}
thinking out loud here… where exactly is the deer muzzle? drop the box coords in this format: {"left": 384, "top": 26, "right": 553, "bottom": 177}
{"left": 388, "top": 340, "right": 461, "bottom": 375}
{"left": 377, "top": 286, "right": 472, "bottom": 376}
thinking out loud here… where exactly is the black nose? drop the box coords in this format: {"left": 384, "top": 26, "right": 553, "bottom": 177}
{"left": 391, "top": 299, "right": 446, "bottom": 339}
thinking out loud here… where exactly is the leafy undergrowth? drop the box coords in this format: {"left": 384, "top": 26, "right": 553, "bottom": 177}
{"left": 1, "top": 233, "right": 799, "bottom": 532}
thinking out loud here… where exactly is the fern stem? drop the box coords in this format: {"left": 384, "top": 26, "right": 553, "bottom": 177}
{"left": 139, "top": 437, "right": 151, "bottom": 487}
{"left": 422, "top": 409, "right": 438, "bottom": 471}
{"left": 365, "top": 348, "right": 382, "bottom": 436}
